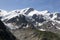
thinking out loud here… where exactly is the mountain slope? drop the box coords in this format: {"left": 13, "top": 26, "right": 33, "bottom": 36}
{"left": 10, "top": 27, "right": 60, "bottom": 40}
{"left": 0, "top": 20, "right": 16, "bottom": 40}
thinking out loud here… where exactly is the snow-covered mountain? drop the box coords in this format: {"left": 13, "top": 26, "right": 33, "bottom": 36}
{"left": 0, "top": 8, "right": 60, "bottom": 33}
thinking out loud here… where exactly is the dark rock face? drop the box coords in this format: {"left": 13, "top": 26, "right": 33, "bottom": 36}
{"left": 56, "top": 13, "right": 60, "bottom": 17}
{"left": 6, "top": 14, "right": 27, "bottom": 26}
{"left": 32, "top": 14, "right": 46, "bottom": 23}
{"left": 49, "top": 14, "right": 53, "bottom": 18}
{"left": 54, "top": 13, "right": 60, "bottom": 21}
{"left": 25, "top": 8, "right": 34, "bottom": 15}
{"left": 15, "top": 10, "right": 20, "bottom": 13}
{"left": 54, "top": 18, "right": 60, "bottom": 21}
{"left": 0, "top": 20, "right": 16, "bottom": 40}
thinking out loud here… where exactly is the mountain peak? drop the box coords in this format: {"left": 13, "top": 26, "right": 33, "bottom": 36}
{"left": 26, "top": 7, "right": 34, "bottom": 10}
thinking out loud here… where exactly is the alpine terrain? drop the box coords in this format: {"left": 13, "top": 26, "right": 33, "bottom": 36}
{"left": 0, "top": 8, "right": 60, "bottom": 40}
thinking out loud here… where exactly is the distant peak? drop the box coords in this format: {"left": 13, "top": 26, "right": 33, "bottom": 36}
{"left": 0, "top": 9, "right": 6, "bottom": 12}
{"left": 24, "top": 7, "right": 34, "bottom": 11}
{"left": 26, "top": 7, "right": 34, "bottom": 9}
{"left": 41, "top": 10, "right": 49, "bottom": 13}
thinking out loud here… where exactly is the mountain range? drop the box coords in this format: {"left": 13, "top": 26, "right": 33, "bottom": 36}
{"left": 0, "top": 8, "right": 60, "bottom": 40}
{"left": 0, "top": 8, "right": 60, "bottom": 33}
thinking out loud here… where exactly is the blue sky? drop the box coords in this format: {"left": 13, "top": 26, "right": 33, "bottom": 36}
{"left": 0, "top": 0, "right": 60, "bottom": 12}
